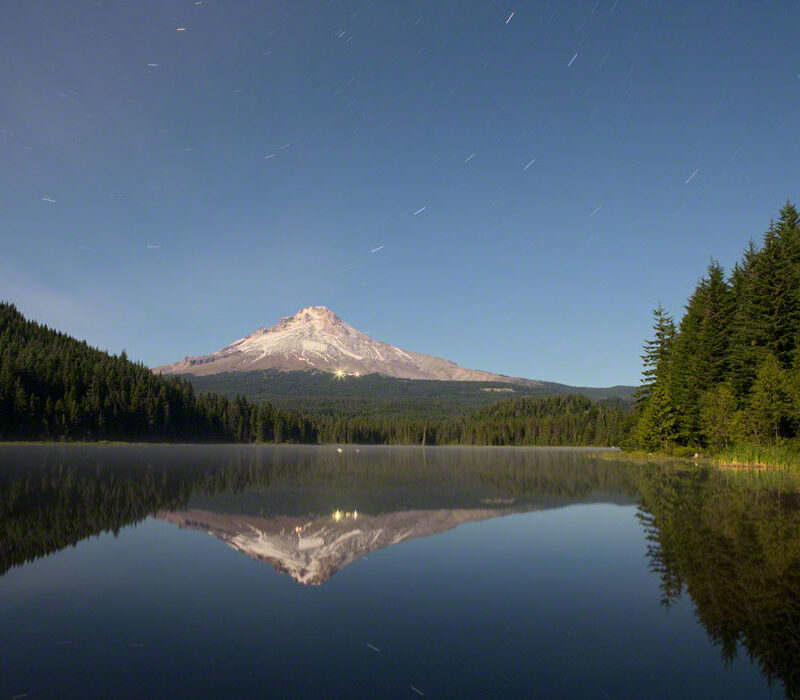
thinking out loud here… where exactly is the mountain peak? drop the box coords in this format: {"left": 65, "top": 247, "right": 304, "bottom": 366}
{"left": 154, "top": 306, "right": 510, "bottom": 382}
{"left": 283, "top": 305, "right": 342, "bottom": 325}
{"left": 296, "top": 305, "right": 335, "bottom": 316}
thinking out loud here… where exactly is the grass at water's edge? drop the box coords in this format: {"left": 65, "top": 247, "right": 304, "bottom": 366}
{"left": 595, "top": 442, "right": 800, "bottom": 472}
{"left": 711, "top": 443, "right": 800, "bottom": 470}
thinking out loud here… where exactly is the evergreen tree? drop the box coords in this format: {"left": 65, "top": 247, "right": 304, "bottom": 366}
{"left": 635, "top": 378, "right": 679, "bottom": 450}
{"left": 730, "top": 203, "right": 800, "bottom": 394}
{"left": 667, "top": 261, "right": 733, "bottom": 444}
{"left": 695, "top": 261, "right": 734, "bottom": 388}
{"left": 761, "top": 203, "right": 800, "bottom": 367}
{"left": 635, "top": 304, "right": 675, "bottom": 405}
{"left": 728, "top": 240, "right": 766, "bottom": 397}
{"left": 746, "top": 354, "right": 793, "bottom": 443}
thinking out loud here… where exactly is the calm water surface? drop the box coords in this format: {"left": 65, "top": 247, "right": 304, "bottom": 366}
{"left": 0, "top": 445, "right": 798, "bottom": 698}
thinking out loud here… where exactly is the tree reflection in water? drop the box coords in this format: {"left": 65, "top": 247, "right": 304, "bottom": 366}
{"left": 636, "top": 465, "right": 800, "bottom": 699}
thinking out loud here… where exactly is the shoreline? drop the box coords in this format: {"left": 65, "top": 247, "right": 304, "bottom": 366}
{"left": 0, "top": 440, "right": 622, "bottom": 450}
{"left": 2, "top": 440, "right": 795, "bottom": 471}
{"left": 597, "top": 448, "right": 800, "bottom": 472}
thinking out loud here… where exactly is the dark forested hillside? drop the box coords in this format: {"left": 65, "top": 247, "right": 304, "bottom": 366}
{"left": 183, "top": 368, "right": 636, "bottom": 420}
{"left": 635, "top": 202, "right": 800, "bottom": 451}
{"left": 0, "top": 303, "right": 315, "bottom": 443}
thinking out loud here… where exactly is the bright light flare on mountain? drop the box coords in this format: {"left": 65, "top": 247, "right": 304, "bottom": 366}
{"left": 335, "top": 369, "right": 345, "bottom": 379}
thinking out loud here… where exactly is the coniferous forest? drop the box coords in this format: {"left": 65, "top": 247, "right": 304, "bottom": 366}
{"left": 0, "top": 303, "right": 316, "bottom": 443}
{"left": 634, "top": 201, "right": 800, "bottom": 455}
{"left": 1, "top": 201, "right": 799, "bottom": 454}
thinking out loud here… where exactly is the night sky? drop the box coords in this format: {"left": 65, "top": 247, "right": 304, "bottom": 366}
{"left": 2, "top": 0, "right": 799, "bottom": 385}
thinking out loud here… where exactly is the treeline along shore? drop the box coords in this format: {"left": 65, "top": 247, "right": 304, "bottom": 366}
{"left": 1, "top": 202, "right": 799, "bottom": 464}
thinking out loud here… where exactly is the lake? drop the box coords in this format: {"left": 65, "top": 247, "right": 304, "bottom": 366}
{"left": 0, "top": 444, "right": 797, "bottom": 698}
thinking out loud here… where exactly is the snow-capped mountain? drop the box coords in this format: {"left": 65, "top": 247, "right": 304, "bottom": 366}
{"left": 154, "top": 305, "right": 514, "bottom": 381}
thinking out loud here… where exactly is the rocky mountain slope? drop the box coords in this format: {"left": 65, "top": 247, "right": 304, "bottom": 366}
{"left": 154, "top": 305, "right": 520, "bottom": 382}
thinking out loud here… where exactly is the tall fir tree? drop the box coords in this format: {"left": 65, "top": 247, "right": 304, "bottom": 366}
{"left": 730, "top": 202, "right": 800, "bottom": 395}
{"left": 669, "top": 261, "right": 734, "bottom": 443}
{"left": 763, "top": 202, "right": 800, "bottom": 367}
{"left": 694, "top": 260, "right": 734, "bottom": 389}
{"left": 728, "top": 239, "right": 764, "bottom": 397}
{"left": 634, "top": 304, "right": 675, "bottom": 405}
{"left": 636, "top": 378, "right": 679, "bottom": 450}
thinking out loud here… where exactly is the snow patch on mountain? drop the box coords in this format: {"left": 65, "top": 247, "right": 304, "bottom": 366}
{"left": 154, "top": 305, "right": 514, "bottom": 382}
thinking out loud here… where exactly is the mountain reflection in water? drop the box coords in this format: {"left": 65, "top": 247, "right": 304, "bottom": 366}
{"left": 1, "top": 444, "right": 799, "bottom": 697}
{"left": 151, "top": 445, "right": 635, "bottom": 585}
{"left": 160, "top": 506, "right": 539, "bottom": 585}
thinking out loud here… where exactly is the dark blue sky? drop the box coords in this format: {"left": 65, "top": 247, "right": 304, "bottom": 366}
{"left": 2, "top": 0, "right": 798, "bottom": 385}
